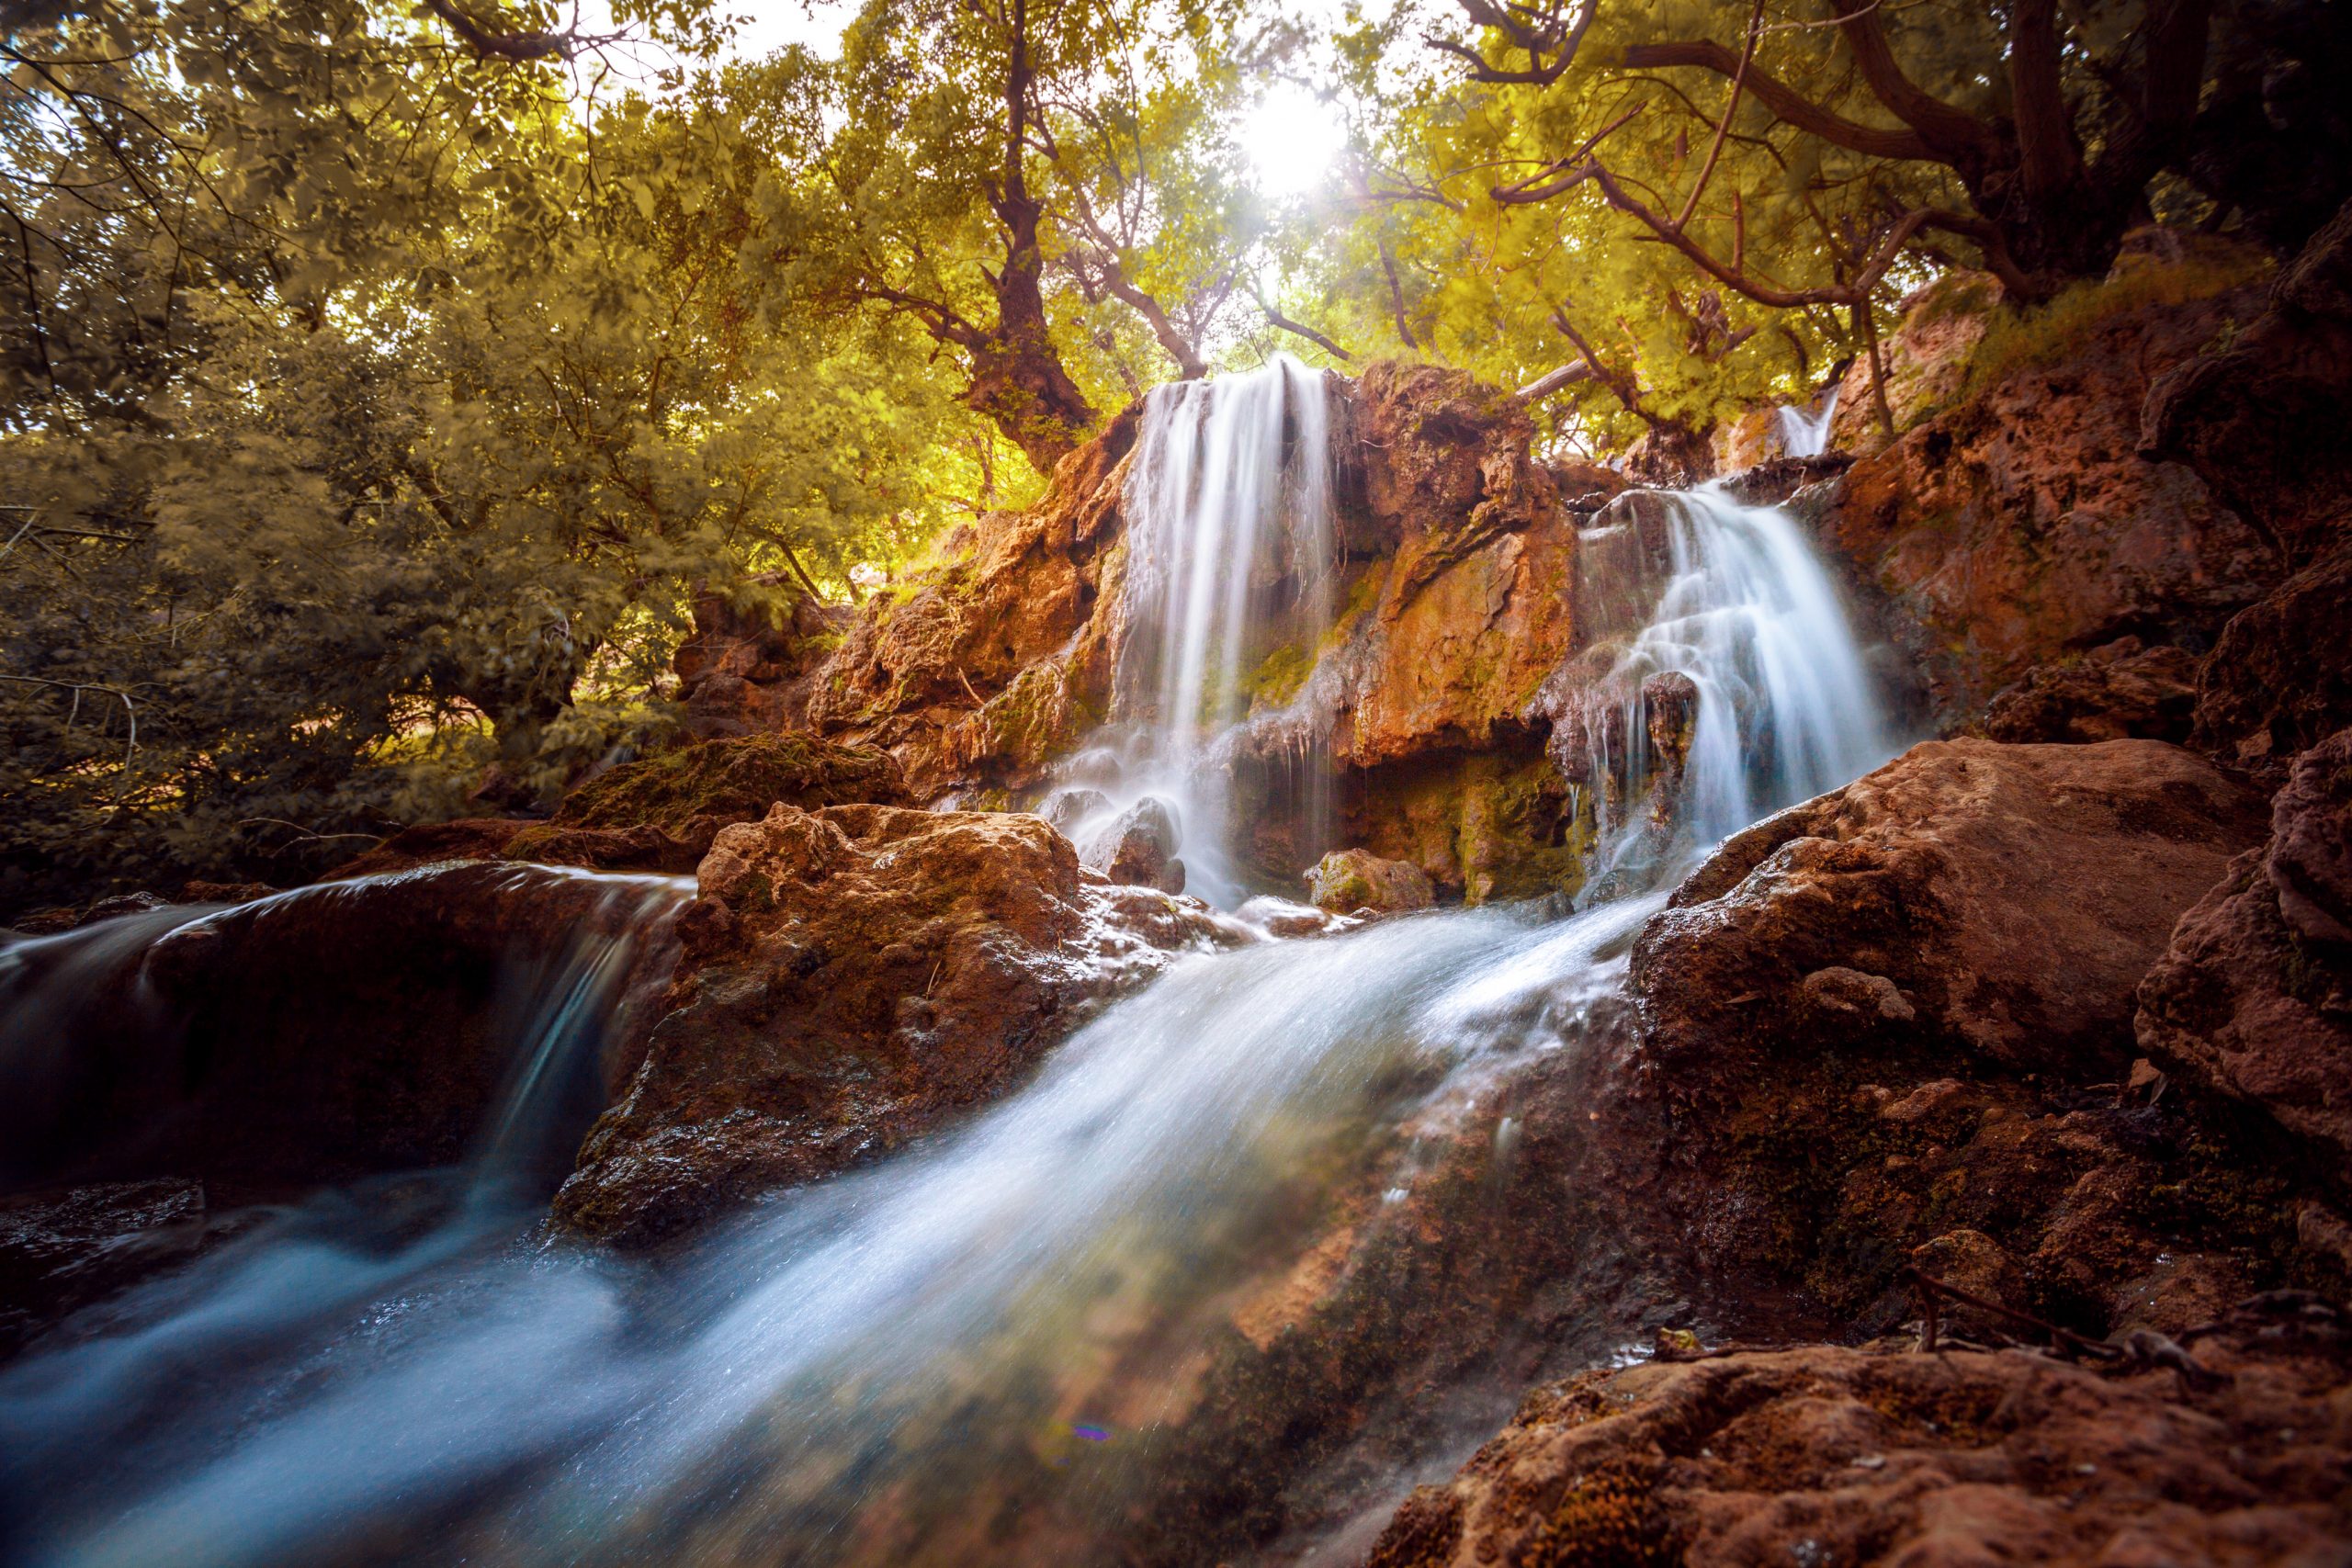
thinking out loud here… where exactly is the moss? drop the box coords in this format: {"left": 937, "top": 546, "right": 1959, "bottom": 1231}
{"left": 1956, "top": 248, "right": 2269, "bottom": 405}
{"left": 1243, "top": 643, "right": 1315, "bottom": 713}
{"left": 1909, "top": 272, "right": 2000, "bottom": 330}
{"left": 553, "top": 733, "right": 905, "bottom": 831}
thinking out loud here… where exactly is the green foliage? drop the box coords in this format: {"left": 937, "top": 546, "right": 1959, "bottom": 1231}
{"left": 1954, "top": 246, "right": 2271, "bottom": 404}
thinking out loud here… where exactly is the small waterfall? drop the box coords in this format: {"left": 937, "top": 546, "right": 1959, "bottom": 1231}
{"left": 1047, "top": 354, "right": 1337, "bottom": 906}
{"left": 1774, "top": 383, "right": 1838, "bottom": 457}
{"left": 1537, "top": 484, "right": 1892, "bottom": 897}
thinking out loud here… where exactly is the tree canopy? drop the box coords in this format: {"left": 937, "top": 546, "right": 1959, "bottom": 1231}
{"left": 2, "top": 0, "right": 2343, "bottom": 910}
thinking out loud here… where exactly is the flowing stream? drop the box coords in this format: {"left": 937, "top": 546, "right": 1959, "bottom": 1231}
{"left": 0, "top": 376, "right": 1900, "bottom": 1567}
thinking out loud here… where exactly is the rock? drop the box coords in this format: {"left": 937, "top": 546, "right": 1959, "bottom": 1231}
{"left": 1982, "top": 637, "right": 2201, "bottom": 744}
{"left": 1303, "top": 848, "right": 1436, "bottom": 915}
{"left": 672, "top": 578, "right": 846, "bottom": 741}
{"left": 1828, "top": 271, "right": 2004, "bottom": 451}
{"left": 0, "top": 1179, "right": 228, "bottom": 1359}
{"left": 2143, "top": 196, "right": 2352, "bottom": 570}
{"left": 1909, "top": 1227, "right": 2025, "bottom": 1340}
{"left": 1817, "top": 268, "right": 2275, "bottom": 724}
{"left": 1038, "top": 785, "right": 1112, "bottom": 836}
{"left": 0, "top": 863, "right": 681, "bottom": 1192}
{"left": 1714, "top": 452, "right": 1852, "bottom": 508}
{"left": 177, "top": 880, "right": 279, "bottom": 906}
{"left": 1797, "top": 965, "right": 1916, "bottom": 1042}
{"left": 1364, "top": 1313, "right": 2352, "bottom": 1568}
{"left": 550, "top": 805, "right": 1238, "bottom": 1248}
{"left": 1636, "top": 738, "right": 2267, "bottom": 1097}
{"left": 323, "top": 817, "right": 703, "bottom": 880}
{"left": 2188, "top": 540, "right": 2352, "bottom": 783}
{"left": 322, "top": 818, "right": 533, "bottom": 879}
{"left": 1080, "top": 797, "right": 1183, "bottom": 891}
{"left": 2139, "top": 728, "right": 2352, "bottom": 1162}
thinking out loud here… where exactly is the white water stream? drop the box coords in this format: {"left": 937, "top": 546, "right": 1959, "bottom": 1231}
{"left": 0, "top": 382, "right": 1899, "bottom": 1568}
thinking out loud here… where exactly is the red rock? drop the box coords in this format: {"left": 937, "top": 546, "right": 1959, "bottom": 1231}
{"left": 1634, "top": 738, "right": 2267, "bottom": 1095}
{"left": 1364, "top": 1307, "right": 2352, "bottom": 1568}
{"left": 550, "top": 804, "right": 1238, "bottom": 1248}
{"left": 2139, "top": 728, "right": 2352, "bottom": 1161}
{"left": 1982, "top": 637, "right": 2201, "bottom": 744}
{"left": 1818, "top": 277, "right": 2275, "bottom": 724}
{"left": 2188, "top": 541, "right": 2352, "bottom": 783}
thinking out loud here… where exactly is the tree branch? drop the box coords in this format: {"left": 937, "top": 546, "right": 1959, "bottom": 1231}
{"left": 1620, "top": 41, "right": 1935, "bottom": 163}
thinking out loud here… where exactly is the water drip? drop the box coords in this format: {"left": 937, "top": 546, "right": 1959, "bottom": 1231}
{"left": 1774, "top": 384, "right": 1839, "bottom": 457}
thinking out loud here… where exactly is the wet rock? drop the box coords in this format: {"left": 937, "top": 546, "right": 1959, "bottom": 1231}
{"left": 0, "top": 1179, "right": 224, "bottom": 1359}
{"left": 1715, "top": 452, "right": 1852, "bottom": 508}
{"left": 1640, "top": 671, "right": 1700, "bottom": 784}
{"left": 1636, "top": 738, "right": 2267, "bottom": 1096}
{"left": 322, "top": 818, "right": 533, "bottom": 879}
{"left": 1080, "top": 797, "right": 1183, "bottom": 891}
{"left": 0, "top": 863, "right": 681, "bottom": 1192}
{"left": 1982, "top": 637, "right": 2201, "bottom": 744}
{"left": 1365, "top": 1311, "right": 2352, "bottom": 1568}
{"left": 1304, "top": 848, "right": 1436, "bottom": 916}
{"left": 551, "top": 805, "right": 1238, "bottom": 1248}
{"left": 1038, "top": 785, "right": 1112, "bottom": 836}
{"left": 2139, "top": 728, "right": 2352, "bottom": 1163}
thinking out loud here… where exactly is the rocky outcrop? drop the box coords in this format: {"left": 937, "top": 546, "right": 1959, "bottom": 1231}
{"left": 1634, "top": 739, "right": 2266, "bottom": 1097}
{"left": 2143, "top": 197, "right": 2352, "bottom": 568}
{"left": 550, "top": 805, "right": 1239, "bottom": 1247}
{"left": 0, "top": 865, "right": 681, "bottom": 1193}
{"left": 2188, "top": 545, "right": 2352, "bottom": 782}
{"left": 1303, "top": 847, "right": 1435, "bottom": 914}
{"left": 1810, "top": 251, "right": 2276, "bottom": 726}
{"left": 1981, "top": 636, "right": 2201, "bottom": 744}
{"left": 1366, "top": 1301, "right": 2352, "bottom": 1568}
{"left": 2140, "top": 728, "right": 2352, "bottom": 1167}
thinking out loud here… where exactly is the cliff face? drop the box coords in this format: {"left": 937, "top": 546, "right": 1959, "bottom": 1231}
{"left": 675, "top": 362, "right": 1624, "bottom": 904}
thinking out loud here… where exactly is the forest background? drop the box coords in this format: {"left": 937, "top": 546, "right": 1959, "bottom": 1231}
{"left": 2, "top": 0, "right": 2343, "bottom": 909}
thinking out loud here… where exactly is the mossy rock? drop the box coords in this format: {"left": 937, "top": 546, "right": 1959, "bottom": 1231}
{"left": 552, "top": 734, "right": 908, "bottom": 833}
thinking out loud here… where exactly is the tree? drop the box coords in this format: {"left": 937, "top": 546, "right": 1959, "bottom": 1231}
{"left": 751, "top": 0, "right": 1263, "bottom": 476}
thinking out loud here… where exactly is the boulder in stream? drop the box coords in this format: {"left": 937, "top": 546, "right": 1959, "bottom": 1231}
{"left": 1304, "top": 848, "right": 1436, "bottom": 915}
{"left": 551, "top": 805, "right": 1241, "bottom": 1248}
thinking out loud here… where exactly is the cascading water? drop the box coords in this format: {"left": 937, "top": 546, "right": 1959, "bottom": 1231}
{"left": 1774, "top": 384, "right": 1839, "bottom": 457}
{"left": 1543, "top": 484, "right": 1891, "bottom": 897}
{"left": 0, "top": 468, "right": 1902, "bottom": 1567}
{"left": 1048, "top": 354, "right": 1337, "bottom": 907}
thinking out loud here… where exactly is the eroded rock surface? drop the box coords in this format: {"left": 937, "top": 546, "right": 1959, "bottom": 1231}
{"left": 551, "top": 805, "right": 1239, "bottom": 1247}
{"left": 1635, "top": 738, "right": 2266, "bottom": 1095}
{"left": 2141, "top": 728, "right": 2352, "bottom": 1163}
{"left": 1817, "top": 267, "right": 2273, "bottom": 724}
{"left": 1366, "top": 1302, "right": 2352, "bottom": 1568}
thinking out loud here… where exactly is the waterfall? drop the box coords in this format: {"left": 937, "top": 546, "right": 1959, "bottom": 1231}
{"left": 0, "top": 479, "right": 1899, "bottom": 1568}
{"left": 1045, "top": 354, "right": 1336, "bottom": 907}
{"left": 1542, "top": 483, "right": 1892, "bottom": 897}
{"left": 1774, "top": 383, "right": 1838, "bottom": 457}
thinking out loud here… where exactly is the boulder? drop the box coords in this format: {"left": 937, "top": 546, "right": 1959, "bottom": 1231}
{"left": 1982, "top": 637, "right": 2200, "bottom": 744}
{"left": 2140, "top": 728, "right": 2352, "bottom": 1164}
{"left": 1304, "top": 848, "right": 1435, "bottom": 915}
{"left": 1364, "top": 1305, "right": 2352, "bottom": 1568}
{"left": 1634, "top": 738, "right": 2267, "bottom": 1097}
{"left": 1080, "top": 796, "right": 1184, "bottom": 892}
{"left": 0, "top": 1179, "right": 231, "bottom": 1359}
{"left": 550, "top": 805, "right": 1238, "bottom": 1248}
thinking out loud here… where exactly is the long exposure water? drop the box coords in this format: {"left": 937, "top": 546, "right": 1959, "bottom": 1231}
{"left": 0, "top": 389, "right": 1898, "bottom": 1566}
